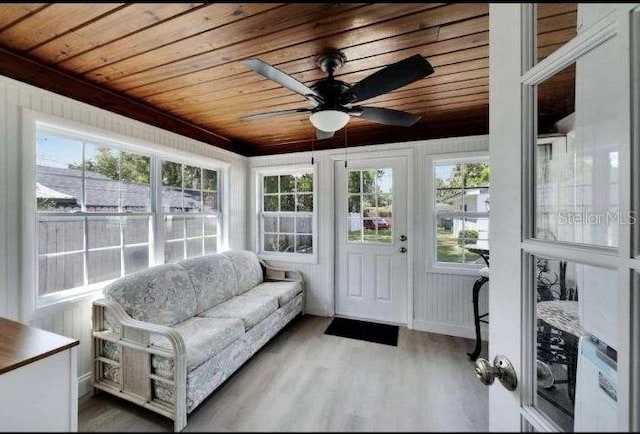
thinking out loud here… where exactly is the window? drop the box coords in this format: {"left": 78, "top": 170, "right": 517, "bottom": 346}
{"left": 258, "top": 166, "right": 316, "bottom": 262}
{"left": 162, "top": 161, "right": 220, "bottom": 263}
{"left": 32, "top": 121, "right": 225, "bottom": 307}
{"left": 347, "top": 168, "right": 393, "bottom": 243}
{"left": 433, "top": 158, "right": 489, "bottom": 267}
{"left": 36, "top": 128, "right": 153, "bottom": 300}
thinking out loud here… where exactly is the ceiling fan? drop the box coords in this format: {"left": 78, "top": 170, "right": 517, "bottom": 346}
{"left": 241, "top": 50, "right": 435, "bottom": 140}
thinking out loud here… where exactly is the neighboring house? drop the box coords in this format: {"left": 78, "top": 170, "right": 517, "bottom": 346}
{"left": 437, "top": 187, "right": 489, "bottom": 240}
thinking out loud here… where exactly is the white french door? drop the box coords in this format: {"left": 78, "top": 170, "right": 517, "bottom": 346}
{"left": 488, "top": 3, "right": 639, "bottom": 432}
{"left": 334, "top": 156, "right": 408, "bottom": 324}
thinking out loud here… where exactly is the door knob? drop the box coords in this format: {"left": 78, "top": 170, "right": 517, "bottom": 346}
{"left": 399, "top": 247, "right": 407, "bottom": 253}
{"left": 399, "top": 235, "right": 407, "bottom": 241}
{"left": 474, "top": 355, "right": 517, "bottom": 391}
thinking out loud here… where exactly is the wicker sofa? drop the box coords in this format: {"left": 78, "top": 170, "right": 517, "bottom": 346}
{"left": 91, "top": 250, "right": 304, "bottom": 431}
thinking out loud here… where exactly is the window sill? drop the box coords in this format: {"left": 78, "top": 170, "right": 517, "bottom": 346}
{"left": 258, "top": 252, "right": 318, "bottom": 265}
{"left": 427, "top": 264, "right": 486, "bottom": 277}
{"left": 30, "top": 281, "right": 111, "bottom": 321}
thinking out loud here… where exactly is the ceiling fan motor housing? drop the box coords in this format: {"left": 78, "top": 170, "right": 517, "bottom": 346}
{"left": 311, "top": 80, "right": 351, "bottom": 111}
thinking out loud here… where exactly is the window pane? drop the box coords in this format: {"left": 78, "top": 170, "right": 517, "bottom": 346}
{"left": 296, "top": 235, "right": 312, "bottom": 253}
{"left": 463, "top": 162, "right": 490, "bottom": 188}
{"left": 281, "top": 194, "right": 295, "bottom": 211}
{"left": 377, "top": 169, "right": 393, "bottom": 194}
{"left": 203, "top": 192, "right": 218, "bottom": 212}
{"left": 36, "top": 131, "right": 83, "bottom": 172}
{"left": 162, "top": 161, "right": 182, "bottom": 187}
{"left": 264, "top": 234, "right": 279, "bottom": 252}
{"left": 164, "top": 240, "right": 183, "bottom": 263}
{"left": 297, "top": 173, "right": 313, "bottom": 192}
{"left": 279, "top": 216, "right": 295, "bottom": 233}
{"left": 362, "top": 170, "right": 377, "bottom": 193}
{"left": 280, "top": 175, "right": 295, "bottom": 193}
{"left": 436, "top": 189, "right": 460, "bottom": 213}
{"left": 536, "top": 3, "right": 577, "bottom": 64}
{"left": 36, "top": 173, "right": 81, "bottom": 212}
{"left": 87, "top": 218, "right": 120, "bottom": 249}
{"left": 186, "top": 238, "right": 202, "bottom": 258}
{"left": 348, "top": 218, "right": 362, "bottom": 242}
{"left": 296, "top": 194, "right": 313, "bottom": 212}
{"left": 88, "top": 248, "right": 121, "bottom": 284}
{"left": 263, "top": 216, "right": 278, "bottom": 233}
{"left": 38, "top": 253, "right": 84, "bottom": 295}
{"left": 121, "top": 152, "right": 150, "bottom": 212}
{"left": 204, "top": 216, "right": 218, "bottom": 236}
{"left": 162, "top": 186, "right": 183, "bottom": 212}
{"left": 164, "top": 216, "right": 184, "bottom": 241}
{"left": 436, "top": 228, "right": 463, "bottom": 263}
{"left": 123, "top": 217, "right": 149, "bottom": 245}
{"left": 348, "top": 171, "right": 361, "bottom": 193}
{"left": 186, "top": 216, "right": 203, "bottom": 238}
{"left": 296, "top": 216, "right": 312, "bottom": 234}
{"left": 463, "top": 188, "right": 490, "bottom": 212}
{"left": 124, "top": 246, "right": 149, "bottom": 275}
{"left": 204, "top": 236, "right": 217, "bottom": 254}
{"left": 203, "top": 169, "right": 218, "bottom": 191}
{"left": 264, "top": 195, "right": 279, "bottom": 211}
{"left": 363, "top": 194, "right": 377, "bottom": 217}
{"left": 85, "top": 178, "right": 120, "bottom": 212}
{"left": 378, "top": 193, "right": 392, "bottom": 213}
{"left": 184, "top": 189, "right": 202, "bottom": 213}
{"left": 279, "top": 234, "right": 294, "bottom": 252}
{"left": 84, "top": 144, "right": 119, "bottom": 179}
{"left": 38, "top": 220, "right": 84, "bottom": 254}
{"left": 264, "top": 176, "right": 278, "bottom": 194}
{"left": 435, "top": 164, "right": 462, "bottom": 188}
{"left": 183, "top": 165, "right": 201, "bottom": 190}
{"left": 348, "top": 195, "right": 361, "bottom": 214}
{"left": 363, "top": 222, "right": 377, "bottom": 243}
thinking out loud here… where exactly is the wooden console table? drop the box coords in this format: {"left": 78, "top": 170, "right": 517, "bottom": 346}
{"left": 0, "top": 317, "right": 79, "bottom": 431}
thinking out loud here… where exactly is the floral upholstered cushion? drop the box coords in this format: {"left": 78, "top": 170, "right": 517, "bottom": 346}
{"left": 222, "top": 250, "right": 263, "bottom": 295}
{"left": 103, "top": 264, "right": 197, "bottom": 327}
{"left": 178, "top": 254, "right": 238, "bottom": 314}
{"left": 151, "top": 316, "right": 244, "bottom": 373}
{"left": 243, "top": 281, "right": 302, "bottom": 307}
{"left": 197, "top": 294, "right": 278, "bottom": 330}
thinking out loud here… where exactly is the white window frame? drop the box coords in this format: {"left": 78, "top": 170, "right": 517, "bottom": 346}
{"left": 426, "top": 151, "right": 490, "bottom": 275}
{"left": 21, "top": 110, "right": 230, "bottom": 319}
{"left": 254, "top": 164, "right": 318, "bottom": 264}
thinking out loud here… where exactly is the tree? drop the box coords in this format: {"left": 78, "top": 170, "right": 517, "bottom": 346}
{"left": 436, "top": 162, "right": 490, "bottom": 204}
{"left": 72, "top": 146, "right": 150, "bottom": 185}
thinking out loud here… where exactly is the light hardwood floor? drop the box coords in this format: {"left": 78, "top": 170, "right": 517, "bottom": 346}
{"left": 79, "top": 315, "right": 488, "bottom": 432}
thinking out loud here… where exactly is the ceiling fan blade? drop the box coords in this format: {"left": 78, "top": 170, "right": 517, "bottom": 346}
{"left": 242, "top": 108, "right": 312, "bottom": 121}
{"left": 316, "top": 129, "right": 335, "bottom": 140}
{"left": 243, "top": 58, "right": 322, "bottom": 106}
{"left": 350, "top": 106, "right": 421, "bottom": 127}
{"left": 342, "top": 55, "right": 434, "bottom": 104}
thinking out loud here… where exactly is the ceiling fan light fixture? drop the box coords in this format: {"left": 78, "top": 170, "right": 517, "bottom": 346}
{"left": 309, "top": 110, "right": 350, "bottom": 132}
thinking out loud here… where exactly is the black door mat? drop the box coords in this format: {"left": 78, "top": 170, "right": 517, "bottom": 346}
{"left": 324, "top": 317, "right": 398, "bottom": 347}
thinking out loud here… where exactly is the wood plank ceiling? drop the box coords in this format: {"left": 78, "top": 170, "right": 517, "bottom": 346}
{"left": 0, "top": 3, "right": 577, "bottom": 156}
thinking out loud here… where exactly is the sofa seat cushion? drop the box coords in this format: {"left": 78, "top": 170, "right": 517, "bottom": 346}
{"left": 150, "top": 316, "right": 244, "bottom": 372}
{"left": 198, "top": 294, "right": 278, "bottom": 330}
{"left": 243, "top": 281, "right": 302, "bottom": 307}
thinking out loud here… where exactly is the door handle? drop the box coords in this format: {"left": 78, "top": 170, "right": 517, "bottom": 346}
{"left": 399, "top": 247, "right": 407, "bottom": 253}
{"left": 474, "top": 355, "right": 517, "bottom": 391}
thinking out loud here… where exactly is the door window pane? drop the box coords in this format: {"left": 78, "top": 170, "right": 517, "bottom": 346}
{"left": 534, "top": 39, "right": 618, "bottom": 247}
{"left": 347, "top": 169, "right": 393, "bottom": 244}
{"left": 531, "top": 256, "right": 618, "bottom": 431}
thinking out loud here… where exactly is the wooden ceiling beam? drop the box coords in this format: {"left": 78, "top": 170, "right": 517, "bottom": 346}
{"left": 0, "top": 48, "right": 253, "bottom": 155}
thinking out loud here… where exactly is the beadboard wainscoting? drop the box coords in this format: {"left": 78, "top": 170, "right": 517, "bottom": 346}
{"left": 0, "top": 74, "right": 248, "bottom": 397}
{"left": 249, "top": 135, "right": 490, "bottom": 338}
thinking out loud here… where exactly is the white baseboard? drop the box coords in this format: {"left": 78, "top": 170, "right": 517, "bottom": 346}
{"left": 412, "top": 319, "right": 489, "bottom": 341}
{"left": 304, "top": 304, "right": 331, "bottom": 317}
{"left": 78, "top": 372, "right": 93, "bottom": 398}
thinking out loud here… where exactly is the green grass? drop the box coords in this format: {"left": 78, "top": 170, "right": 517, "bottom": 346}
{"left": 348, "top": 228, "right": 392, "bottom": 243}
{"left": 436, "top": 229, "right": 481, "bottom": 263}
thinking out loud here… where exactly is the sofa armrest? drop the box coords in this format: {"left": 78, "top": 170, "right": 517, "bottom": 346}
{"left": 259, "top": 259, "right": 304, "bottom": 283}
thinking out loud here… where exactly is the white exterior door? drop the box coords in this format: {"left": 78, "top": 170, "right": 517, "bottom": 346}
{"left": 489, "top": 3, "right": 639, "bottom": 432}
{"left": 335, "top": 156, "right": 408, "bottom": 324}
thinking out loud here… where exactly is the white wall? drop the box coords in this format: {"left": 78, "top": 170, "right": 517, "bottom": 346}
{"left": 0, "top": 74, "right": 248, "bottom": 396}
{"left": 249, "top": 135, "right": 489, "bottom": 339}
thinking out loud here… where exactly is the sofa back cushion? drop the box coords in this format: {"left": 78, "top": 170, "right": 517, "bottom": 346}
{"left": 178, "top": 254, "right": 238, "bottom": 314}
{"left": 103, "top": 264, "right": 197, "bottom": 327}
{"left": 222, "top": 250, "right": 263, "bottom": 295}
